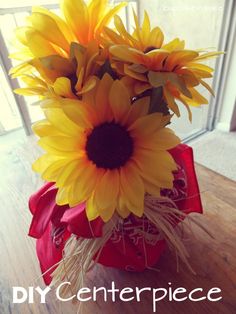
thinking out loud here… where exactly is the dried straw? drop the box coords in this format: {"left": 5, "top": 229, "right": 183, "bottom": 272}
{"left": 51, "top": 214, "right": 120, "bottom": 298}
{"left": 144, "top": 195, "right": 195, "bottom": 274}
{"left": 49, "top": 194, "right": 211, "bottom": 299}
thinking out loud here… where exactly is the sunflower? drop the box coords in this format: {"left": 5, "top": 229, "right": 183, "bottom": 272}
{"left": 102, "top": 11, "right": 164, "bottom": 52}
{"left": 61, "top": 0, "right": 126, "bottom": 46}
{"left": 32, "top": 74, "right": 180, "bottom": 222}
{"left": 105, "top": 12, "right": 222, "bottom": 118}
{"left": 10, "top": 0, "right": 126, "bottom": 99}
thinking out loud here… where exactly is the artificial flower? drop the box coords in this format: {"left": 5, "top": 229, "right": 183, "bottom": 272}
{"left": 61, "top": 0, "right": 126, "bottom": 46}
{"left": 10, "top": 0, "right": 126, "bottom": 98}
{"left": 105, "top": 12, "right": 221, "bottom": 118}
{"left": 102, "top": 11, "right": 164, "bottom": 52}
{"left": 32, "top": 74, "right": 180, "bottom": 222}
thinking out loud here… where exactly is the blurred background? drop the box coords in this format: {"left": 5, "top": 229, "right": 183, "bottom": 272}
{"left": 0, "top": 0, "right": 235, "bottom": 178}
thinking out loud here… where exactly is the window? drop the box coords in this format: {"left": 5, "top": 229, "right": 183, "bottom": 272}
{"left": 0, "top": 0, "right": 232, "bottom": 140}
{"left": 139, "top": 0, "right": 226, "bottom": 139}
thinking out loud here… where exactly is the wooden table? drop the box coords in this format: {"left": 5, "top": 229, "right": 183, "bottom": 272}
{"left": 0, "top": 135, "right": 236, "bottom": 314}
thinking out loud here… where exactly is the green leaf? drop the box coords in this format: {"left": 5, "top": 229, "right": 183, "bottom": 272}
{"left": 148, "top": 71, "right": 166, "bottom": 88}
{"left": 148, "top": 71, "right": 192, "bottom": 99}
{"left": 69, "top": 42, "right": 85, "bottom": 62}
{"left": 149, "top": 87, "right": 170, "bottom": 116}
{"left": 39, "top": 55, "right": 75, "bottom": 76}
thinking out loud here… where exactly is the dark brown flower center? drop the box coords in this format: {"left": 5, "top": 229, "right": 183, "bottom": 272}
{"left": 85, "top": 122, "right": 134, "bottom": 169}
{"left": 144, "top": 46, "right": 157, "bottom": 53}
{"left": 67, "top": 73, "right": 77, "bottom": 94}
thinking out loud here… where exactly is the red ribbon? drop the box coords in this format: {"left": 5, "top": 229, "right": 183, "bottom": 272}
{"left": 29, "top": 144, "right": 202, "bottom": 284}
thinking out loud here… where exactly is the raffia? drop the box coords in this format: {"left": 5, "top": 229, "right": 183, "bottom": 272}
{"left": 49, "top": 195, "right": 210, "bottom": 299}
{"left": 50, "top": 214, "right": 120, "bottom": 297}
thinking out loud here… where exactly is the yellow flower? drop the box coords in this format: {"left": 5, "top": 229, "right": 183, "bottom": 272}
{"left": 105, "top": 12, "right": 221, "bottom": 118}
{"left": 32, "top": 75, "right": 180, "bottom": 222}
{"left": 102, "top": 11, "right": 164, "bottom": 52}
{"left": 10, "top": 0, "right": 126, "bottom": 99}
{"left": 61, "top": 0, "right": 126, "bottom": 46}
{"left": 11, "top": 41, "right": 100, "bottom": 99}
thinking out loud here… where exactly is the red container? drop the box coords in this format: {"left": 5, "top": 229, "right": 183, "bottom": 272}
{"left": 29, "top": 144, "right": 202, "bottom": 285}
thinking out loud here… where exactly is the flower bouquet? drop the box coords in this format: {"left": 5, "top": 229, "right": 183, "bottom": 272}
{"left": 10, "top": 0, "right": 220, "bottom": 295}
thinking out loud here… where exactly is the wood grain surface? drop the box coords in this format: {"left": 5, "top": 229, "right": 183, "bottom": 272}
{"left": 0, "top": 133, "right": 236, "bottom": 314}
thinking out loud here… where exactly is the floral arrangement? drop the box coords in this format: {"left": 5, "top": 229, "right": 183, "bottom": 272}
{"left": 10, "top": 0, "right": 220, "bottom": 295}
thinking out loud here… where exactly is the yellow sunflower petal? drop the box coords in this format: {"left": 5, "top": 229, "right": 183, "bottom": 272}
{"left": 21, "top": 75, "right": 47, "bottom": 88}
{"left": 9, "top": 49, "right": 33, "bottom": 61}
{"left": 14, "top": 87, "right": 46, "bottom": 96}
{"left": 77, "top": 77, "right": 97, "bottom": 95}
{"left": 95, "top": 2, "right": 127, "bottom": 37}
{"left": 110, "top": 45, "right": 141, "bottom": 63}
{"left": 9, "top": 61, "right": 32, "bottom": 76}
{"left": 128, "top": 112, "right": 164, "bottom": 137}
{"left": 120, "top": 162, "right": 144, "bottom": 217}
{"left": 103, "top": 26, "right": 127, "bottom": 44}
{"left": 32, "top": 120, "right": 63, "bottom": 137}
{"left": 142, "top": 11, "right": 151, "bottom": 41}
{"left": 153, "top": 128, "right": 180, "bottom": 149}
{"left": 95, "top": 73, "right": 113, "bottom": 123}
{"left": 109, "top": 80, "right": 131, "bottom": 122}
{"left": 124, "top": 64, "right": 147, "bottom": 82}
{"left": 194, "top": 51, "right": 223, "bottom": 61}
{"left": 163, "top": 87, "right": 180, "bottom": 116}
{"left": 86, "top": 193, "right": 100, "bottom": 221}
{"left": 143, "top": 179, "right": 161, "bottom": 197}
{"left": 55, "top": 158, "right": 83, "bottom": 187}
{"left": 70, "top": 162, "right": 103, "bottom": 206}
{"left": 116, "top": 200, "right": 130, "bottom": 218}
{"left": 96, "top": 73, "right": 113, "bottom": 106}
{"left": 190, "top": 68, "right": 213, "bottom": 79}
{"left": 199, "top": 79, "right": 215, "bottom": 97}
{"left": 114, "top": 14, "right": 135, "bottom": 44}
{"left": 42, "top": 159, "right": 73, "bottom": 182}
{"left": 164, "top": 50, "right": 199, "bottom": 72}
{"left": 186, "top": 63, "right": 214, "bottom": 73}
{"left": 25, "top": 28, "right": 58, "bottom": 58}
{"left": 44, "top": 108, "right": 81, "bottom": 136}
{"left": 124, "top": 96, "right": 150, "bottom": 125}
{"left": 27, "top": 12, "right": 70, "bottom": 53}
{"left": 88, "top": 0, "right": 107, "bottom": 39}
{"left": 14, "top": 27, "right": 29, "bottom": 45}
{"left": 98, "top": 205, "right": 116, "bottom": 222}
{"left": 32, "top": 6, "right": 75, "bottom": 43}
{"left": 94, "top": 169, "right": 119, "bottom": 210}
{"left": 149, "top": 26, "right": 164, "bottom": 49}
{"left": 38, "top": 136, "right": 80, "bottom": 153}
{"left": 53, "top": 77, "right": 77, "bottom": 99}
{"left": 60, "top": 99, "right": 94, "bottom": 128}
{"left": 56, "top": 185, "right": 71, "bottom": 205}
{"left": 132, "top": 10, "right": 142, "bottom": 42}
{"left": 178, "top": 97, "right": 193, "bottom": 122}
{"left": 134, "top": 82, "right": 151, "bottom": 95}
{"left": 136, "top": 128, "right": 180, "bottom": 151}
{"left": 32, "top": 154, "right": 63, "bottom": 174}
{"left": 82, "top": 81, "right": 98, "bottom": 107}
{"left": 183, "top": 88, "right": 209, "bottom": 106}
{"left": 133, "top": 149, "right": 176, "bottom": 189}
{"left": 162, "top": 38, "right": 185, "bottom": 51}
{"left": 61, "top": 0, "right": 89, "bottom": 45}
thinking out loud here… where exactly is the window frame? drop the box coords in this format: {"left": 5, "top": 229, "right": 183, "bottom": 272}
{"left": 0, "top": 0, "right": 234, "bottom": 138}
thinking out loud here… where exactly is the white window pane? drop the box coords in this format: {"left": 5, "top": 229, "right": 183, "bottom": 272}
{"left": 139, "top": 0, "right": 225, "bottom": 139}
